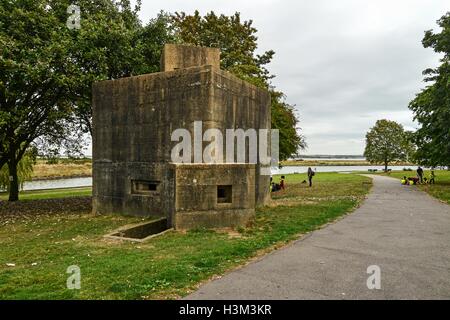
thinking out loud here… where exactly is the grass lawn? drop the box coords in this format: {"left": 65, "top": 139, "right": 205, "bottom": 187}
{"left": 0, "top": 187, "right": 92, "bottom": 201}
{"left": 376, "top": 170, "right": 450, "bottom": 205}
{"left": 0, "top": 172, "right": 371, "bottom": 299}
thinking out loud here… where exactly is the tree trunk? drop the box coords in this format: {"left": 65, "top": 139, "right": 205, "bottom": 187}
{"left": 7, "top": 159, "right": 19, "bottom": 202}
{"left": 384, "top": 161, "right": 388, "bottom": 172}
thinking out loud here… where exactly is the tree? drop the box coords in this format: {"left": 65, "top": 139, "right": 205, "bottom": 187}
{"left": 0, "top": 0, "right": 78, "bottom": 201}
{"left": 170, "top": 11, "right": 305, "bottom": 160}
{"left": 69, "top": 8, "right": 176, "bottom": 135}
{"left": 0, "top": 152, "right": 35, "bottom": 192}
{"left": 0, "top": 1, "right": 173, "bottom": 201}
{"left": 409, "top": 12, "right": 450, "bottom": 168}
{"left": 364, "top": 120, "right": 413, "bottom": 171}
{"left": 271, "top": 91, "right": 306, "bottom": 160}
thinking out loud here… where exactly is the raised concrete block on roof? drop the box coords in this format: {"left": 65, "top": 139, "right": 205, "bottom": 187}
{"left": 161, "top": 44, "right": 221, "bottom": 72}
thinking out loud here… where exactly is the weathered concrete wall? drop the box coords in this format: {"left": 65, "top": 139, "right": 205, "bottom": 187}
{"left": 93, "top": 66, "right": 214, "bottom": 217}
{"left": 210, "top": 69, "right": 271, "bottom": 205}
{"left": 92, "top": 44, "right": 271, "bottom": 228}
{"left": 170, "top": 163, "right": 256, "bottom": 229}
{"left": 161, "top": 44, "right": 220, "bottom": 72}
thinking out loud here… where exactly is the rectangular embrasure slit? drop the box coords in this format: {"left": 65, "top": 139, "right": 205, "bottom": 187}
{"left": 217, "top": 185, "right": 232, "bottom": 203}
{"left": 131, "top": 180, "right": 159, "bottom": 194}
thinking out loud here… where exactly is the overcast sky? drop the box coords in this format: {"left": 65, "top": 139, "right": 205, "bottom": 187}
{"left": 134, "top": 0, "right": 447, "bottom": 155}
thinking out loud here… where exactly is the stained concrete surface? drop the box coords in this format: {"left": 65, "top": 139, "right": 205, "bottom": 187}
{"left": 92, "top": 44, "right": 271, "bottom": 225}
{"left": 186, "top": 175, "right": 450, "bottom": 299}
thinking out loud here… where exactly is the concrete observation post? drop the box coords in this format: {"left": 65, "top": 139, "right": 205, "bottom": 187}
{"left": 92, "top": 44, "right": 272, "bottom": 230}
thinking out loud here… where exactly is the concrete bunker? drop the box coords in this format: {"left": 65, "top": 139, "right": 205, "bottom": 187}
{"left": 92, "top": 44, "right": 271, "bottom": 230}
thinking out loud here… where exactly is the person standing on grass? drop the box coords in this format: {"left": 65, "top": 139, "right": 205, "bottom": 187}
{"left": 279, "top": 176, "right": 286, "bottom": 190}
{"left": 417, "top": 166, "right": 424, "bottom": 183}
{"left": 307, "top": 167, "right": 315, "bottom": 187}
{"left": 430, "top": 170, "right": 435, "bottom": 184}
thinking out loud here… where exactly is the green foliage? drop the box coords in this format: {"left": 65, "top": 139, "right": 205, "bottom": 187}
{"left": 0, "top": 1, "right": 174, "bottom": 200}
{"left": 271, "top": 91, "right": 306, "bottom": 160}
{"left": 0, "top": 0, "right": 80, "bottom": 200}
{"left": 409, "top": 12, "right": 450, "bottom": 167}
{"left": 68, "top": 7, "right": 176, "bottom": 134}
{"left": 364, "top": 119, "right": 414, "bottom": 169}
{"left": 0, "top": 154, "right": 34, "bottom": 191}
{"left": 171, "top": 11, "right": 274, "bottom": 87}
{"left": 170, "top": 11, "right": 305, "bottom": 160}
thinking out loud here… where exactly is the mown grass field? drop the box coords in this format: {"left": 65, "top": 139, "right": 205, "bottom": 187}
{"left": 0, "top": 172, "right": 371, "bottom": 299}
{"left": 380, "top": 170, "right": 450, "bottom": 204}
{"left": 0, "top": 187, "right": 92, "bottom": 201}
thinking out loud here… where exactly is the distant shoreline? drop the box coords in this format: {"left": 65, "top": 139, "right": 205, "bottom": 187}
{"left": 281, "top": 159, "right": 417, "bottom": 167}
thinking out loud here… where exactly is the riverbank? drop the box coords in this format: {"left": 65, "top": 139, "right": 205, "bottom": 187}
{"left": 0, "top": 172, "right": 371, "bottom": 299}
{"left": 32, "top": 160, "right": 92, "bottom": 180}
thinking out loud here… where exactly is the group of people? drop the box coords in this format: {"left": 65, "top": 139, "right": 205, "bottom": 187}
{"left": 401, "top": 167, "right": 435, "bottom": 185}
{"left": 270, "top": 176, "right": 285, "bottom": 192}
{"left": 270, "top": 167, "right": 316, "bottom": 193}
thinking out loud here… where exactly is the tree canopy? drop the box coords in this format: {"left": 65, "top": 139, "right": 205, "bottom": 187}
{"left": 0, "top": 0, "right": 77, "bottom": 200}
{"left": 0, "top": 0, "right": 172, "bottom": 200}
{"left": 364, "top": 119, "right": 414, "bottom": 171}
{"left": 409, "top": 12, "right": 450, "bottom": 168}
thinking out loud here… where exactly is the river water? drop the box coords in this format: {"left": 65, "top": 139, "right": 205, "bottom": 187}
{"left": 15, "top": 164, "right": 421, "bottom": 191}
{"left": 22, "top": 177, "right": 93, "bottom": 191}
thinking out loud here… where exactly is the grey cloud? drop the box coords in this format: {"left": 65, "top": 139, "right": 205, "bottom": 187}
{"left": 135, "top": 0, "right": 448, "bottom": 154}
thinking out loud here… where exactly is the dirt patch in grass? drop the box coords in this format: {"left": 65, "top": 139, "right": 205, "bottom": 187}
{"left": 0, "top": 197, "right": 91, "bottom": 226}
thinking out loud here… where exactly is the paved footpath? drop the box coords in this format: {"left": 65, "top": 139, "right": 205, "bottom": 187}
{"left": 187, "top": 175, "right": 450, "bottom": 299}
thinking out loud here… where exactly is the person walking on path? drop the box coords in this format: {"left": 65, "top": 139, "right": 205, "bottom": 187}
{"left": 307, "top": 167, "right": 315, "bottom": 187}
{"left": 417, "top": 166, "right": 424, "bottom": 183}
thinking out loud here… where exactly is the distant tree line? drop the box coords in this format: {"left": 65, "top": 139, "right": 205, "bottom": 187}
{"left": 0, "top": 1, "right": 305, "bottom": 201}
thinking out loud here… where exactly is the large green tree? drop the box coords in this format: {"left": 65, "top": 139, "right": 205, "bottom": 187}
{"left": 409, "top": 12, "right": 450, "bottom": 168}
{"left": 0, "top": 0, "right": 77, "bottom": 201}
{"left": 0, "top": 0, "right": 173, "bottom": 201}
{"left": 171, "top": 11, "right": 305, "bottom": 160}
{"left": 364, "top": 119, "right": 414, "bottom": 171}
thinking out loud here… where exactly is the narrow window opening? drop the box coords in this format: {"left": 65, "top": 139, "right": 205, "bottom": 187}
{"left": 132, "top": 180, "right": 159, "bottom": 194}
{"left": 217, "top": 185, "right": 232, "bottom": 203}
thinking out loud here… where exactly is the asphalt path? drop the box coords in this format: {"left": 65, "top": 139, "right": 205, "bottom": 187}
{"left": 186, "top": 175, "right": 450, "bottom": 299}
